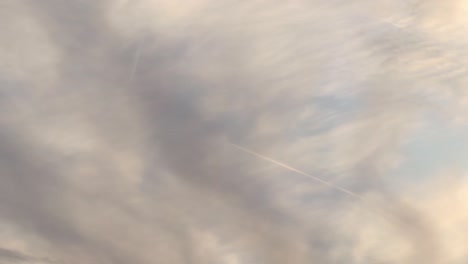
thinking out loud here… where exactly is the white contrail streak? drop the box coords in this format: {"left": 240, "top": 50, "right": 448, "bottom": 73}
{"left": 229, "top": 143, "right": 362, "bottom": 198}
{"left": 229, "top": 143, "right": 406, "bottom": 225}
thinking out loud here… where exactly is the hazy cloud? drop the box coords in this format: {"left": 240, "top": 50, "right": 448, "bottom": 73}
{"left": 1, "top": 0, "right": 468, "bottom": 263}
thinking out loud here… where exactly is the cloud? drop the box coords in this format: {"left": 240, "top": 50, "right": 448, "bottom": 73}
{"left": 0, "top": 247, "right": 33, "bottom": 262}
{"left": 0, "top": 0, "right": 468, "bottom": 263}
{"left": 0, "top": 247, "right": 55, "bottom": 264}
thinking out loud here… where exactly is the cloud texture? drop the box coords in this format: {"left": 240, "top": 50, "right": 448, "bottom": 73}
{"left": 1, "top": 0, "right": 468, "bottom": 263}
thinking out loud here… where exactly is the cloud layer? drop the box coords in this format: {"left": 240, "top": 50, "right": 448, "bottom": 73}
{"left": 1, "top": 0, "right": 468, "bottom": 263}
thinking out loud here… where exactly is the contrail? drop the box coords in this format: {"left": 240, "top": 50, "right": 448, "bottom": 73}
{"left": 229, "top": 143, "right": 362, "bottom": 199}
{"left": 129, "top": 40, "right": 143, "bottom": 82}
{"left": 229, "top": 144, "right": 417, "bottom": 233}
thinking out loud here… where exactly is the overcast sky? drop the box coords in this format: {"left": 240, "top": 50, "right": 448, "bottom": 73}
{"left": 1, "top": 0, "right": 468, "bottom": 263}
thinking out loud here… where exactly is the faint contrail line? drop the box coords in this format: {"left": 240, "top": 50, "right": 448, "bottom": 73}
{"left": 129, "top": 40, "right": 143, "bottom": 82}
{"left": 229, "top": 143, "right": 410, "bottom": 226}
{"left": 229, "top": 143, "right": 362, "bottom": 199}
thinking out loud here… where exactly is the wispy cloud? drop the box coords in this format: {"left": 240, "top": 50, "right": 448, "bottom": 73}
{"left": 1, "top": 0, "right": 468, "bottom": 263}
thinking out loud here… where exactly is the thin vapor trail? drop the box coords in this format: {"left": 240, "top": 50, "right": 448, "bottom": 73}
{"left": 129, "top": 40, "right": 143, "bottom": 82}
{"left": 229, "top": 143, "right": 361, "bottom": 198}
{"left": 229, "top": 143, "right": 415, "bottom": 227}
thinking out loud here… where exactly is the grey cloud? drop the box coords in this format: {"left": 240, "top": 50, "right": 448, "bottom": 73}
{"left": 0, "top": 247, "right": 32, "bottom": 262}
{"left": 0, "top": 247, "right": 54, "bottom": 264}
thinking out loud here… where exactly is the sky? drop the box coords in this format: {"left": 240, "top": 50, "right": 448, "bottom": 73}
{"left": 1, "top": 0, "right": 468, "bottom": 263}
